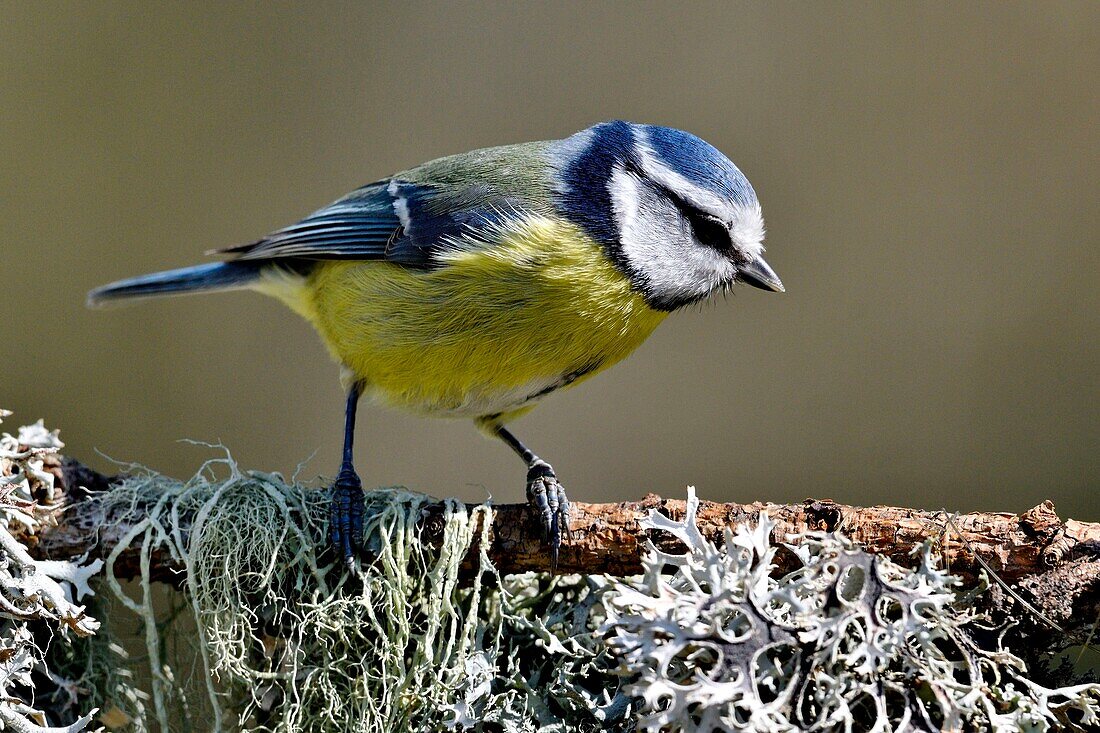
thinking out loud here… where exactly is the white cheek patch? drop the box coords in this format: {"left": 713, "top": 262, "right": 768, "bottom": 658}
{"left": 609, "top": 166, "right": 736, "bottom": 304}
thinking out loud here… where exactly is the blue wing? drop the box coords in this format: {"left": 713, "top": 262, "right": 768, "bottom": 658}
{"left": 216, "top": 180, "right": 523, "bottom": 268}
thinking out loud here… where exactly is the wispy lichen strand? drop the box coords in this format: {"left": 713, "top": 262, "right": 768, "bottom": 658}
{"left": 94, "top": 456, "right": 628, "bottom": 732}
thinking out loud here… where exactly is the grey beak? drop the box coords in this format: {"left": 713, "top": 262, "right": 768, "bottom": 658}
{"left": 739, "top": 255, "right": 785, "bottom": 293}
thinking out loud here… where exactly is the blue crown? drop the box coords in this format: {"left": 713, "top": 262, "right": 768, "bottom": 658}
{"left": 639, "top": 124, "right": 758, "bottom": 209}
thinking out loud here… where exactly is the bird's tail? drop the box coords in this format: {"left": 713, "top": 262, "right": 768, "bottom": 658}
{"left": 86, "top": 262, "right": 262, "bottom": 307}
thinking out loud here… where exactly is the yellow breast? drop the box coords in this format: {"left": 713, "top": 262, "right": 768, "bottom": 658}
{"left": 256, "top": 217, "right": 667, "bottom": 422}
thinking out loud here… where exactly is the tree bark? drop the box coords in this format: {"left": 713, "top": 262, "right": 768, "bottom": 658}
{"left": 25, "top": 455, "right": 1100, "bottom": 653}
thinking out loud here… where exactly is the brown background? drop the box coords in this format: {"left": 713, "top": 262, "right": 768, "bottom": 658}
{"left": 2, "top": 3, "right": 1097, "bottom": 519}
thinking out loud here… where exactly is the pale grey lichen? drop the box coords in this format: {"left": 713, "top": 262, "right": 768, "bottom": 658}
{"left": 0, "top": 410, "right": 101, "bottom": 732}
{"left": 605, "top": 487, "right": 1100, "bottom": 732}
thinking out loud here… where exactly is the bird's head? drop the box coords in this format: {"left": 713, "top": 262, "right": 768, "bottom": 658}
{"left": 553, "top": 120, "right": 783, "bottom": 311}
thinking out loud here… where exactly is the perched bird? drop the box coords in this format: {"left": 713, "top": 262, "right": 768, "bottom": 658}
{"left": 88, "top": 120, "right": 783, "bottom": 566}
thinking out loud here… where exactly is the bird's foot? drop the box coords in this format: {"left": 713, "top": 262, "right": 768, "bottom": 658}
{"left": 526, "top": 460, "right": 571, "bottom": 570}
{"left": 329, "top": 468, "right": 364, "bottom": 568}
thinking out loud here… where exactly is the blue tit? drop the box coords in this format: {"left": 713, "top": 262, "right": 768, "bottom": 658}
{"left": 88, "top": 120, "right": 784, "bottom": 567}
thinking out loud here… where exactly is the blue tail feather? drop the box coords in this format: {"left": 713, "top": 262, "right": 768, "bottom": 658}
{"left": 86, "top": 262, "right": 261, "bottom": 307}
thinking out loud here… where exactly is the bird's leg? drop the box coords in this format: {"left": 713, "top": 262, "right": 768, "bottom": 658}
{"left": 330, "top": 382, "right": 363, "bottom": 567}
{"left": 494, "top": 424, "right": 571, "bottom": 569}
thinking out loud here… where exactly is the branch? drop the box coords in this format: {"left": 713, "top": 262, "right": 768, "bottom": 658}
{"left": 26, "top": 454, "right": 1100, "bottom": 651}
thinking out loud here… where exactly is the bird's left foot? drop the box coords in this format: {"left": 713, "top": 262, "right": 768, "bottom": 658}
{"left": 525, "top": 460, "right": 571, "bottom": 570}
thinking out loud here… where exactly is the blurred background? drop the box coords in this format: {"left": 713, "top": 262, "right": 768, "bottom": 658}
{"left": 2, "top": 3, "right": 1097, "bottom": 518}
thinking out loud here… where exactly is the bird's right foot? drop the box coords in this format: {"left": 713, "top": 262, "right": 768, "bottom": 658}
{"left": 329, "top": 468, "right": 364, "bottom": 567}
{"left": 525, "top": 460, "right": 571, "bottom": 571}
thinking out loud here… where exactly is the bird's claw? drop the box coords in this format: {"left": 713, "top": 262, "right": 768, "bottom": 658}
{"left": 330, "top": 469, "right": 364, "bottom": 568}
{"left": 525, "top": 460, "right": 571, "bottom": 570}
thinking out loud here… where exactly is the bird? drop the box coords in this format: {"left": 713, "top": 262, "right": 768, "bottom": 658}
{"left": 87, "top": 120, "right": 784, "bottom": 568}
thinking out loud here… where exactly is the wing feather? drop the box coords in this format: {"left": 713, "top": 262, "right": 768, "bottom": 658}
{"left": 214, "top": 179, "right": 529, "bottom": 268}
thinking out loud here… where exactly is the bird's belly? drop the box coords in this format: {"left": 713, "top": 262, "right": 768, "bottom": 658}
{"left": 283, "top": 219, "right": 667, "bottom": 420}
{"left": 360, "top": 371, "right": 574, "bottom": 419}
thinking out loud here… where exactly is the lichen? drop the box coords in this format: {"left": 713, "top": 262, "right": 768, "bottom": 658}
{"left": 605, "top": 487, "right": 1100, "bottom": 732}
{"left": 0, "top": 410, "right": 102, "bottom": 732}
{"left": 7, "top": 412, "right": 1099, "bottom": 732}
{"left": 92, "top": 454, "right": 627, "bottom": 732}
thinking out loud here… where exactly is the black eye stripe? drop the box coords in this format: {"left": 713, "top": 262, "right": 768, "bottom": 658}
{"left": 663, "top": 189, "right": 731, "bottom": 251}
{"left": 687, "top": 211, "right": 730, "bottom": 250}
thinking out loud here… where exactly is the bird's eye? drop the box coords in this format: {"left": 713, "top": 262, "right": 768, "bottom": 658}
{"left": 684, "top": 210, "right": 731, "bottom": 251}
{"left": 660, "top": 186, "right": 731, "bottom": 251}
